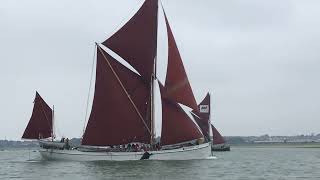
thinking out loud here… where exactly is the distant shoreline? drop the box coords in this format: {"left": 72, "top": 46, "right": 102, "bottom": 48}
{"left": 232, "top": 142, "right": 320, "bottom": 148}
{"left": 1, "top": 136, "right": 320, "bottom": 149}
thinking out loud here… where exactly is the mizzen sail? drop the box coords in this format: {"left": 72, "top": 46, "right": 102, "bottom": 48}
{"left": 22, "top": 92, "right": 52, "bottom": 139}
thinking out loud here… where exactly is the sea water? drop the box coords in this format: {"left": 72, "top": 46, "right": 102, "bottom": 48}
{"left": 0, "top": 147, "right": 319, "bottom": 180}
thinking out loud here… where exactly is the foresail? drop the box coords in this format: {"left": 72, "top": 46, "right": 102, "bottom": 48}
{"left": 22, "top": 92, "right": 52, "bottom": 139}
{"left": 192, "top": 93, "right": 211, "bottom": 140}
{"left": 162, "top": 9, "right": 198, "bottom": 111}
{"left": 103, "top": 0, "right": 158, "bottom": 82}
{"left": 191, "top": 113, "right": 210, "bottom": 141}
{"left": 159, "top": 83, "right": 203, "bottom": 146}
{"left": 82, "top": 47, "right": 151, "bottom": 146}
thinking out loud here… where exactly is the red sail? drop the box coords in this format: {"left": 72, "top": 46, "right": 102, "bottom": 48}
{"left": 82, "top": 47, "right": 150, "bottom": 146}
{"left": 196, "top": 93, "right": 211, "bottom": 119}
{"left": 191, "top": 114, "right": 210, "bottom": 141}
{"left": 101, "top": 48, "right": 151, "bottom": 133}
{"left": 159, "top": 83, "right": 203, "bottom": 146}
{"left": 192, "top": 93, "right": 211, "bottom": 140}
{"left": 212, "top": 125, "right": 225, "bottom": 145}
{"left": 22, "top": 92, "right": 52, "bottom": 139}
{"left": 193, "top": 93, "right": 226, "bottom": 144}
{"left": 163, "top": 12, "right": 198, "bottom": 111}
{"left": 103, "top": 0, "right": 158, "bottom": 82}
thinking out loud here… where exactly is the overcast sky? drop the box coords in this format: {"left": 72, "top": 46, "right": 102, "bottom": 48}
{"left": 1, "top": 0, "right": 320, "bottom": 140}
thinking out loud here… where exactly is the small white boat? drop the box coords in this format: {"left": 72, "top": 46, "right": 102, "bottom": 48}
{"left": 39, "top": 140, "right": 65, "bottom": 150}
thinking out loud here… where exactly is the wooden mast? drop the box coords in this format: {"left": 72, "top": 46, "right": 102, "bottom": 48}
{"left": 52, "top": 105, "right": 55, "bottom": 141}
{"left": 150, "top": 0, "right": 159, "bottom": 148}
{"left": 150, "top": 69, "right": 155, "bottom": 147}
{"left": 208, "top": 93, "right": 214, "bottom": 156}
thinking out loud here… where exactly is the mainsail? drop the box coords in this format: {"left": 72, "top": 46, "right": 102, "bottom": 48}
{"left": 22, "top": 92, "right": 53, "bottom": 139}
{"left": 82, "top": 47, "right": 151, "bottom": 146}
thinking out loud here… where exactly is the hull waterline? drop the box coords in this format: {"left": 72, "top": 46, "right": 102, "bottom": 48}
{"left": 211, "top": 144, "right": 231, "bottom": 152}
{"left": 39, "top": 143, "right": 211, "bottom": 161}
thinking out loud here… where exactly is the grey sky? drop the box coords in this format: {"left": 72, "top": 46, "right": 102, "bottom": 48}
{"left": 1, "top": 0, "right": 320, "bottom": 140}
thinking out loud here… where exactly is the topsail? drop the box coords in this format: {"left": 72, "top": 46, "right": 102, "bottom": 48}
{"left": 103, "top": 0, "right": 158, "bottom": 82}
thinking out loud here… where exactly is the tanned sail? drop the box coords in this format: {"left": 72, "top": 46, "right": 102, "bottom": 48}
{"left": 211, "top": 125, "right": 225, "bottom": 145}
{"left": 159, "top": 83, "right": 203, "bottom": 146}
{"left": 22, "top": 92, "right": 53, "bottom": 139}
{"left": 162, "top": 11, "right": 198, "bottom": 111}
{"left": 193, "top": 93, "right": 227, "bottom": 145}
{"left": 82, "top": 47, "right": 151, "bottom": 146}
{"left": 103, "top": 0, "right": 158, "bottom": 82}
{"left": 192, "top": 93, "right": 211, "bottom": 141}
{"left": 83, "top": 0, "right": 159, "bottom": 146}
{"left": 152, "top": 7, "right": 206, "bottom": 146}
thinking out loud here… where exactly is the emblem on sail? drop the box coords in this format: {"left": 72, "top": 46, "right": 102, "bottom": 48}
{"left": 200, "top": 105, "right": 209, "bottom": 113}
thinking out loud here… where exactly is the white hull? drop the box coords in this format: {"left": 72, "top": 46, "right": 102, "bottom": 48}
{"left": 39, "top": 143, "right": 211, "bottom": 161}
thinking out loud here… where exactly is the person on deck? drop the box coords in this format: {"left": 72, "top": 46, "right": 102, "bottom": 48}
{"left": 65, "top": 138, "right": 70, "bottom": 150}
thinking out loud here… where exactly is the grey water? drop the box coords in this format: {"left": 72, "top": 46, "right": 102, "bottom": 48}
{"left": 0, "top": 147, "right": 319, "bottom": 180}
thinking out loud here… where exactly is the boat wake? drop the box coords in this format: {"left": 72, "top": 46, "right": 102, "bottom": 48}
{"left": 26, "top": 159, "right": 42, "bottom": 163}
{"left": 206, "top": 156, "right": 217, "bottom": 160}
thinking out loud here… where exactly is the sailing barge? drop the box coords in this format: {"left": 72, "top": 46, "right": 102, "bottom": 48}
{"left": 192, "top": 93, "right": 231, "bottom": 152}
{"left": 22, "top": 0, "right": 213, "bottom": 161}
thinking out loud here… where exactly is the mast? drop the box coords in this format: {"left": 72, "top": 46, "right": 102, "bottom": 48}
{"left": 207, "top": 93, "right": 211, "bottom": 142}
{"left": 150, "top": 67, "right": 155, "bottom": 147}
{"left": 52, "top": 105, "right": 55, "bottom": 141}
{"left": 150, "top": 0, "right": 159, "bottom": 148}
{"left": 208, "top": 93, "right": 213, "bottom": 156}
